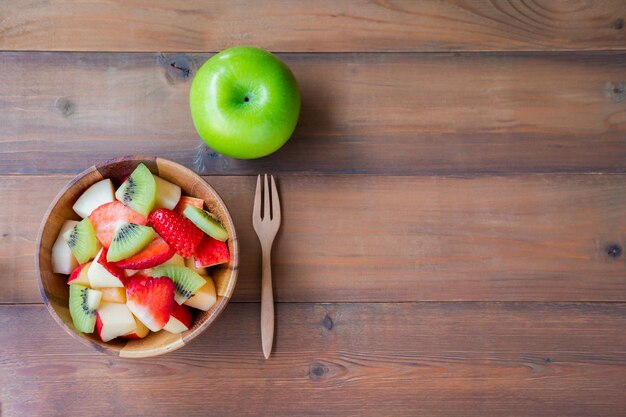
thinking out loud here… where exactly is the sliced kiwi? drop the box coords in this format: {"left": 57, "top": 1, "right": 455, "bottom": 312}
{"left": 63, "top": 218, "right": 101, "bottom": 264}
{"left": 183, "top": 206, "right": 228, "bottom": 242}
{"left": 151, "top": 265, "right": 206, "bottom": 304}
{"left": 69, "top": 284, "right": 102, "bottom": 333}
{"left": 107, "top": 222, "right": 155, "bottom": 262}
{"left": 115, "top": 163, "right": 156, "bottom": 216}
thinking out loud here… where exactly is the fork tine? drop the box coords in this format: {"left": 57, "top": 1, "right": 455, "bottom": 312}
{"left": 253, "top": 174, "right": 262, "bottom": 220}
{"left": 263, "top": 174, "right": 271, "bottom": 220}
{"left": 270, "top": 175, "right": 281, "bottom": 223}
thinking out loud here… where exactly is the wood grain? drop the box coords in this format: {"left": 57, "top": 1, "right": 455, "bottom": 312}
{"left": 1, "top": 1, "right": 625, "bottom": 52}
{"left": 4, "top": 173, "right": 626, "bottom": 304}
{"left": 1, "top": 51, "right": 625, "bottom": 175}
{"left": 1, "top": 303, "right": 625, "bottom": 417}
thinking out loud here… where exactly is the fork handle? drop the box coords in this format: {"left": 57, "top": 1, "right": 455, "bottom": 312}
{"left": 261, "top": 248, "right": 274, "bottom": 359}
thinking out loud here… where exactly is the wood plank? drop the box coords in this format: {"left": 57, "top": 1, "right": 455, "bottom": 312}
{"left": 1, "top": 1, "right": 625, "bottom": 52}
{"left": 3, "top": 174, "right": 626, "bottom": 304}
{"left": 1, "top": 303, "right": 625, "bottom": 416}
{"left": 1, "top": 52, "right": 625, "bottom": 175}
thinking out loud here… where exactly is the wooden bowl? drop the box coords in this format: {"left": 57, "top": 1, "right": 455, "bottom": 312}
{"left": 35, "top": 156, "right": 238, "bottom": 357}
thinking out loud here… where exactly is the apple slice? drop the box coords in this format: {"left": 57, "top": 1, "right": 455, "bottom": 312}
{"left": 154, "top": 176, "right": 182, "bottom": 210}
{"left": 163, "top": 303, "right": 193, "bottom": 334}
{"left": 184, "top": 275, "right": 216, "bottom": 311}
{"left": 51, "top": 220, "right": 79, "bottom": 274}
{"left": 185, "top": 256, "right": 207, "bottom": 275}
{"left": 88, "top": 248, "right": 125, "bottom": 288}
{"left": 121, "top": 315, "right": 150, "bottom": 339}
{"left": 174, "top": 196, "right": 204, "bottom": 214}
{"left": 95, "top": 303, "right": 137, "bottom": 342}
{"left": 72, "top": 179, "right": 115, "bottom": 218}
{"left": 67, "top": 262, "right": 91, "bottom": 286}
{"left": 100, "top": 287, "right": 126, "bottom": 303}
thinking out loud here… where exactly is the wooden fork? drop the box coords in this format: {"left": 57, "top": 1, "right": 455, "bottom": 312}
{"left": 253, "top": 174, "right": 281, "bottom": 359}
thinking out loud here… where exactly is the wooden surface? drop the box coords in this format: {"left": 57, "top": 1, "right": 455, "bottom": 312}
{"left": 2, "top": 303, "right": 625, "bottom": 417}
{"left": 4, "top": 174, "right": 626, "bottom": 304}
{"left": 2, "top": 1, "right": 626, "bottom": 416}
{"left": 1, "top": 0, "right": 625, "bottom": 52}
{"left": 2, "top": 51, "right": 626, "bottom": 175}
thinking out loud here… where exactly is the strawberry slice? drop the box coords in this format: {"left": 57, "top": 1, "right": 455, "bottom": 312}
{"left": 113, "top": 236, "right": 175, "bottom": 269}
{"left": 174, "top": 196, "right": 204, "bottom": 214}
{"left": 126, "top": 275, "right": 175, "bottom": 332}
{"left": 89, "top": 201, "right": 147, "bottom": 248}
{"left": 163, "top": 302, "right": 193, "bottom": 334}
{"left": 148, "top": 209, "right": 204, "bottom": 258}
{"left": 194, "top": 235, "right": 230, "bottom": 268}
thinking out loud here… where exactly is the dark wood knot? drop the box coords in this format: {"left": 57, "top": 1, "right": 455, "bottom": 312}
{"left": 605, "top": 82, "right": 625, "bottom": 103}
{"left": 544, "top": 357, "right": 553, "bottom": 364}
{"left": 613, "top": 18, "right": 624, "bottom": 30}
{"left": 606, "top": 243, "right": 622, "bottom": 259}
{"left": 54, "top": 97, "right": 75, "bottom": 117}
{"left": 323, "top": 314, "right": 333, "bottom": 330}
{"left": 158, "top": 54, "right": 195, "bottom": 84}
{"left": 309, "top": 363, "right": 327, "bottom": 379}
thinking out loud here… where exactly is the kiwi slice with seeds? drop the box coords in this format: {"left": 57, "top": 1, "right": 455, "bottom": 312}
{"left": 63, "top": 218, "right": 101, "bottom": 264}
{"left": 151, "top": 265, "right": 206, "bottom": 304}
{"left": 69, "top": 284, "right": 102, "bottom": 333}
{"left": 106, "top": 221, "right": 155, "bottom": 262}
{"left": 183, "top": 205, "right": 228, "bottom": 242}
{"left": 115, "top": 163, "right": 157, "bottom": 216}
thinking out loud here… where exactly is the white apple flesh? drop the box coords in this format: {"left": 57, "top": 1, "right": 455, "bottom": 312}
{"left": 122, "top": 315, "right": 150, "bottom": 339}
{"left": 96, "top": 303, "right": 137, "bottom": 342}
{"left": 99, "top": 287, "right": 126, "bottom": 303}
{"left": 85, "top": 288, "right": 103, "bottom": 311}
{"left": 154, "top": 176, "right": 182, "bottom": 210}
{"left": 184, "top": 276, "right": 216, "bottom": 311}
{"left": 51, "top": 220, "right": 79, "bottom": 274}
{"left": 88, "top": 249, "right": 124, "bottom": 288}
{"left": 72, "top": 179, "right": 115, "bottom": 218}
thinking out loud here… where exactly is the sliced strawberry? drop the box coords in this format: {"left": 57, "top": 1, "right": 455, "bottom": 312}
{"left": 170, "top": 302, "right": 193, "bottom": 328}
{"left": 148, "top": 209, "right": 203, "bottom": 258}
{"left": 174, "top": 196, "right": 204, "bottom": 214}
{"left": 89, "top": 201, "right": 147, "bottom": 248}
{"left": 113, "top": 236, "right": 175, "bottom": 269}
{"left": 126, "top": 275, "right": 175, "bottom": 332}
{"left": 194, "top": 235, "right": 230, "bottom": 268}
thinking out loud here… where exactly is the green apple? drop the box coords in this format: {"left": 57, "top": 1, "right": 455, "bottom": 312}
{"left": 189, "top": 46, "right": 301, "bottom": 159}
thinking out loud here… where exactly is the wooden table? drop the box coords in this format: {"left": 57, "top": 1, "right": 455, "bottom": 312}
{"left": 1, "top": 1, "right": 626, "bottom": 416}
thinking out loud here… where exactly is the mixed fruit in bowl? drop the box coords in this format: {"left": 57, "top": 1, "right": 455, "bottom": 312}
{"left": 51, "top": 163, "right": 230, "bottom": 342}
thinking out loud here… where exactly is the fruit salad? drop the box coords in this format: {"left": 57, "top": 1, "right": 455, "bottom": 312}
{"left": 51, "top": 163, "right": 230, "bottom": 342}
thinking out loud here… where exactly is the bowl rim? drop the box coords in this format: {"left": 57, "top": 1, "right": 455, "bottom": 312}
{"left": 35, "top": 155, "right": 239, "bottom": 357}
